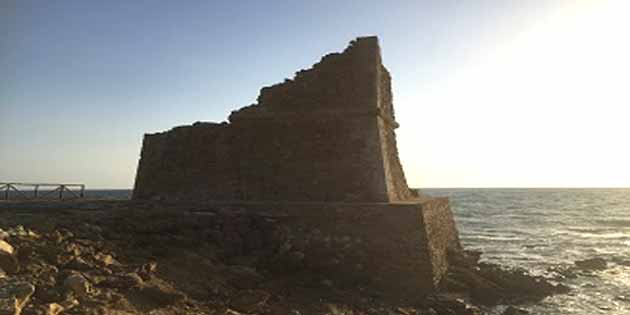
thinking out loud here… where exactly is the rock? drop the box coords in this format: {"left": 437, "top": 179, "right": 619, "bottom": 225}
{"left": 0, "top": 242, "right": 15, "bottom": 258}
{"left": 61, "top": 243, "right": 83, "bottom": 257}
{"left": 64, "top": 257, "right": 91, "bottom": 271}
{"left": 44, "top": 304, "right": 63, "bottom": 315}
{"left": 101, "top": 273, "right": 143, "bottom": 289}
{"left": 326, "top": 304, "right": 353, "bottom": 315}
{"left": 427, "top": 295, "right": 481, "bottom": 315}
{"left": 447, "top": 266, "right": 503, "bottom": 304}
{"left": 575, "top": 258, "right": 607, "bottom": 270}
{"left": 20, "top": 305, "right": 45, "bottom": 315}
{"left": 63, "top": 274, "right": 91, "bottom": 297}
{"left": 229, "top": 290, "right": 270, "bottom": 314}
{"left": 120, "top": 273, "right": 144, "bottom": 288}
{"left": 135, "top": 261, "right": 157, "bottom": 280}
{"left": 93, "top": 253, "right": 117, "bottom": 267}
{"left": 474, "top": 263, "right": 570, "bottom": 303}
{"left": 7, "top": 226, "right": 29, "bottom": 238}
{"left": 131, "top": 282, "right": 185, "bottom": 307}
{"left": 33, "top": 287, "right": 62, "bottom": 304}
{"left": 47, "top": 230, "right": 73, "bottom": 245}
{"left": 0, "top": 240, "right": 19, "bottom": 274}
{"left": 502, "top": 306, "right": 529, "bottom": 315}
{"left": 0, "top": 278, "right": 35, "bottom": 315}
{"left": 46, "top": 298, "right": 78, "bottom": 315}
{"left": 547, "top": 265, "right": 579, "bottom": 280}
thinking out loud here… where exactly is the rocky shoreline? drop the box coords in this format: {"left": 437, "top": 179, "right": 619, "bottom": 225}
{"left": 0, "top": 200, "right": 571, "bottom": 315}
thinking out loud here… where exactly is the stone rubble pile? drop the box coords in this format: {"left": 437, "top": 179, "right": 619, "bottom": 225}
{"left": 0, "top": 225, "right": 189, "bottom": 315}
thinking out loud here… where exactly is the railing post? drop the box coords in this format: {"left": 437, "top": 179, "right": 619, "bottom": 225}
{"left": 34, "top": 185, "right": 39, "bottom": 198}
{"left": 5, "top": 184, "right": 10, "bottom": 200}
{"left": 59, "top": 185, "right": 64, "bottom": 200}
{"left": 80, "top": 185, "right": 85, "bottom": 198}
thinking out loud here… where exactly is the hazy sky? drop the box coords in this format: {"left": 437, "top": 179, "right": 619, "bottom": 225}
{"left": 2, "top": 1, "right": 629, "bottom": 189}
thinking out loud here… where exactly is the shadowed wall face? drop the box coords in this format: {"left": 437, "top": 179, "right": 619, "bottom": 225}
{"left": 133, "top": 37, "right": 412, "bottom": 202}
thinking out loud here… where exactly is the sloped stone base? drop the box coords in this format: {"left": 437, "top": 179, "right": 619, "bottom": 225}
{"left": 188, "top": 197, "right": 460, "bottom": 298}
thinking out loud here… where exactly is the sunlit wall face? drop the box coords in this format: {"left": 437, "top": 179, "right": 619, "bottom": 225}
{"left": 398, "top": 1, "right": 630, "bottom": 188}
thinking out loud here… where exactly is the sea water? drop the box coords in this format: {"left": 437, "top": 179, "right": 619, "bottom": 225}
{"left": 425, "top": 188, "right": 630, "bottom": 315}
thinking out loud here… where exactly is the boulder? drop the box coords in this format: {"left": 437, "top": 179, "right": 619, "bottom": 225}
{"left": 45, "top": 303, "right": 64, "bottom": 315}
{"left": 63, "top": 274, "right": 91, "bottom": 297}
{"left": 0, "top": 240, "right": 19, "bottom": 274}
{"left": 45, "top": 298, "right": 78, "bottom": 315}
{"left": 474, "top": 263, "right": 570, "bottom": 302}
{"left": 0, "top": 278, "right": 35, "bottom": 315}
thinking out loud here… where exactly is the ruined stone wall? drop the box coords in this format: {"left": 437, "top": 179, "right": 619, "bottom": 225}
{"left": 132, "top": 123, "right": 238, "bottom": 201}
{"left": 130, "top": 36, "right": 464, "bottom": 299}
{"left": 376, "top": 66, "right": 413, "bottom": 201}
{"left": 133, "top": 37, "right": 412, "bottom": 202}
{"left": 229, "top": 115, "right": 386, "bottom": 201}
{"left": 133, "top": 116, "right": 387, "bottom": 202}
{"left": 125, "top": 199, "right": 461, "bottom": 299}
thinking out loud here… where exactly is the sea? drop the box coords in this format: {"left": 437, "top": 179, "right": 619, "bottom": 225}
{"left": 4, "top": 188, "right": 629, "bottom": 314}
{"left": 424, "top": 188, "right": 630, "bottom": 315}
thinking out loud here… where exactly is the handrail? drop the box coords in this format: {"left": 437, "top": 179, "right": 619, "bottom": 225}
{"left": 0, "top": 183, "right": 85, "bottom": 200}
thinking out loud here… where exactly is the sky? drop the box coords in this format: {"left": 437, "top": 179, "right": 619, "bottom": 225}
{"left": 1, "top": 0, "right": 629, "bottom": 189}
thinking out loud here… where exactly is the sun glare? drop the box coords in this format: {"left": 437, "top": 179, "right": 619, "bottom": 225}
{"left": 401, "top": 1, "right": 630, "bottom": 188}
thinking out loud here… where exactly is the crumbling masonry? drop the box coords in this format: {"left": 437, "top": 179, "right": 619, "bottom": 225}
{"left": 133, "top": 37, "right": 461, "bottom": 297}
{"left": 133, "top": 37, "right": 411, "bottom": 202}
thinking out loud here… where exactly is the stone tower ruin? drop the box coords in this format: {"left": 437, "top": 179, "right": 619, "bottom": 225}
{"left": 133, "top": 36, "right": 413, "bottom": 202}
{"left": 132, "top": 37, "right": 461, "bottom": 297}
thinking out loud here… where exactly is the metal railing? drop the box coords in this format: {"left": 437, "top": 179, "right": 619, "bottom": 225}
{"left": 0, "top": 183, "right": 85, "bottom": 200}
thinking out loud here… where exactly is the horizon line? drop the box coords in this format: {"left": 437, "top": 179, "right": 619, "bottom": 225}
{"left": 77, "top": 186, "right": 630, "bottom": 190}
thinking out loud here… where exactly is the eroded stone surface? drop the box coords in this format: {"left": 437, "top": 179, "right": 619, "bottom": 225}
{"left": 133, "top": 37, "right": 413, "bottom": 203}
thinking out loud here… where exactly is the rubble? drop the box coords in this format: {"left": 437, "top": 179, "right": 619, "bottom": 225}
{"left": 0, "top": 278, "right": 34, "bottom": 315}
{"left": 0, "top": 240, "right": 19, "bottom": 274}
